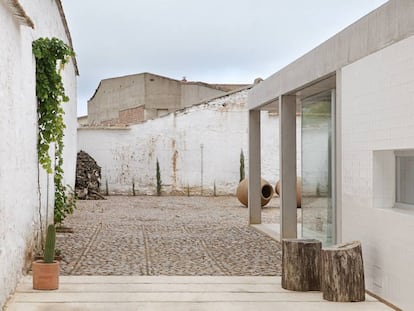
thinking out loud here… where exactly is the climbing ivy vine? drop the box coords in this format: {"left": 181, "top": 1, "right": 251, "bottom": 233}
{"left": 33, "top": 37, "right": 75, "bottom": 225}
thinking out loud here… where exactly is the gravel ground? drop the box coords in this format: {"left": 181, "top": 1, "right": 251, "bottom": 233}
{"left": 57, "top": 196, "right": 283, "bottom": 276}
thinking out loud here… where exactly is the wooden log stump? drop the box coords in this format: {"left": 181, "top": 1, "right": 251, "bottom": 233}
{"left": 282, "top": 239, "right": 322, "bottom": 291}
{"left": 321, "top": 241, "right": 365, "bottom": 302}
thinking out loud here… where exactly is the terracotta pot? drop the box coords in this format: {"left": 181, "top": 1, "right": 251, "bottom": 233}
{"left": 33, "top": 255, "right": 63, "bottom": 261}
{"left": 236, "top": 178, "right": 274, "bottom": 207}
{"left": 32, "top": 260, "right": 59, "bottom": 290}
{"left": 275, "top": 176, "right": 301, "bottom": 208}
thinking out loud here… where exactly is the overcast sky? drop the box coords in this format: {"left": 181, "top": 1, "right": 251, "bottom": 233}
{"left": 61, "top": 0, "right": 388, "bottom": 116}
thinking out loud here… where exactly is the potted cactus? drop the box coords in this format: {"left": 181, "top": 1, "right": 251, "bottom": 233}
{"left": 32, "top": 224, "right": 59, "bottom": 290}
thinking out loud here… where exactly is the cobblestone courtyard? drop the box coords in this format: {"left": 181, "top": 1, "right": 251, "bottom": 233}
{"left": 57, "top": 196, "right": 282, "bottom": 276}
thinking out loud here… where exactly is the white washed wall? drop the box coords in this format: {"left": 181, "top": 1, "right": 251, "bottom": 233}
{"left": 0, "top": 1, "right": 77, "bottom": 308}
{"left": 341, "top": 35, "right": 414, "bottom": 310}
{"left": 0, "top": 4, "right": 38, "bottom": 308}
{"left": 20, "top": 0, "right": 78, "bottom": 190}
{"left": 78, "top": 91, "right": 301, "bottom": 196}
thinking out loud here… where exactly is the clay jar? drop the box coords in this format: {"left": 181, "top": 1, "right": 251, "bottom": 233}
{"left": 236, "top": 178, "right": 274, "bottom": 207}
{"left": 275, "top": 176, "right": 301, "bottom": 208}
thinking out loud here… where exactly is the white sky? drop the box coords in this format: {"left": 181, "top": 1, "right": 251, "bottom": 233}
{"left": 61, "top": 0, "right": 388, "bottom": 116}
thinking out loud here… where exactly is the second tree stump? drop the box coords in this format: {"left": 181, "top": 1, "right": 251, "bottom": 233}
{"left": 321, "top": 241, "right": 365, "bottom": 302}
{"left": 282, "top": 239, "right": 322, "bottom": 291}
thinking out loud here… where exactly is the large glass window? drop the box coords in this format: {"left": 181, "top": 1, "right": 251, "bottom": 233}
{"left": 301, "top": 90, "right": 335, "bottom": 246}
{"left": 395, "top": 151, "right": 414, "bottom": 208}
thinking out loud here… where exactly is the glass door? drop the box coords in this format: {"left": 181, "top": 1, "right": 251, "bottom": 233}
{"left": 301, "top": 90, "right": 335, "bottom": 246}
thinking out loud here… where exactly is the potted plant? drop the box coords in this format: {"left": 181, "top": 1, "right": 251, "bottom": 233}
{"left": 32, "top": 224, "right": 59, "bottom": 290}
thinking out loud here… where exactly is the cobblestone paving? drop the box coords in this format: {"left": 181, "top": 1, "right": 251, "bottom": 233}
{"left": 57, "top": 196, "right": 282, "bottom": 276}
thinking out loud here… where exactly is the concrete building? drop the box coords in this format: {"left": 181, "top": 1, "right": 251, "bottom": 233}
{"left": 0, "top": 0, "right": 77, "bottom": 308}
{"left": 86, "top": 72, "right": 247, "bottom": 125}
{"left": 248, "top": 1, "right": 414, "bottom": 309}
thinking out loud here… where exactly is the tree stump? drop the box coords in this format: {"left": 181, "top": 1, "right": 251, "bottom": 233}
{"left": 321, "top": 241, "right": 365, "bottom": 302}
{"left": 282, "top": 239, "right": 322, "bottom": 291}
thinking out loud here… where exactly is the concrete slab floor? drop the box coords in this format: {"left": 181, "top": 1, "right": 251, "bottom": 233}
{"left": 5, "top": 276, "right": 393, "bottom": 311}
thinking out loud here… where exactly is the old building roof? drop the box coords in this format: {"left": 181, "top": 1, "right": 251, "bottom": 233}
{"left": 88, "top": 72, "right": 249, "bottom": 101}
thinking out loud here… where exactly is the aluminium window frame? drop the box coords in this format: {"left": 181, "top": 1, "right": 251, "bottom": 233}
{"left": 394, "top": 150, "right": 414, "bottom": 210}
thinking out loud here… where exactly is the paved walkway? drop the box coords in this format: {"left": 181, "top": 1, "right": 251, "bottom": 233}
{"left": 57, "top": 196, "right": 282, "bottom": 276}
{"left": 5, "top": 275, "right": 392, "bottom": 311}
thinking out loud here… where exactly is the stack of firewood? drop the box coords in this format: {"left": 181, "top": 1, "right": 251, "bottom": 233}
{"left": 75, "top": 150, "right": 105, "bottom": 200}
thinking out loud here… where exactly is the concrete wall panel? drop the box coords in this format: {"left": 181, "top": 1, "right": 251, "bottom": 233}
{"left": 144, "top": 73, "right": 181, "bottom": 110}
{"left": 249, "top": 0, "right": 414, "bottom": 109}
{"left": 181, "top": 83, "right": 226, "bottom": 109}
{"left": 88, "top": 74, "right": 146, "bottom": 124}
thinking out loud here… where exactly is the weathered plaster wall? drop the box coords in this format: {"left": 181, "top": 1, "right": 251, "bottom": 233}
{"left": 60, "top": 60, "right": 77, "bottom": 190}
{"left": 0, "top": 1, "right": 77, "bottom": 308}
{"left": 0, "top": 3, "right": 38, "bottom": 308}
{"left": 19, "top": 0, "right": 78, "bottom": 228}
{"left": 341, "top": 34, "right": 414, "bottom": 310}
{"left": 78, "top": 91, "right": 300, "bottom": 196}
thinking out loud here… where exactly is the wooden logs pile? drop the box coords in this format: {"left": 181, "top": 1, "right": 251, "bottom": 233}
{"left": 75, "top": 150, "right": 105, "bottom": 200}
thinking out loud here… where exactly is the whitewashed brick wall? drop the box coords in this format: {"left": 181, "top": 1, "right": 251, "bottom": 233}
{"left": 341, "top": 34, "right": 414, "bottom": 310}
{"left": 0, "top": 1, "right": 77, "bottom": 308}
{"left": 78, "top": 91, "right": 302, "bottom": 196}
